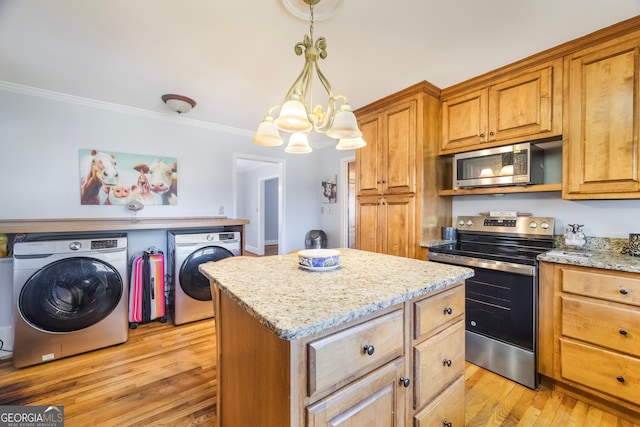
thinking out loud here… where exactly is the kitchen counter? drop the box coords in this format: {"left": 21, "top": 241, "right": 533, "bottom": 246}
{"left": 0, "top": 217, "right": 248, "bottom": 233}
{"left": 200, "top": 248, "right": 473, "bottom": 340}
{"left": 538, "top": 249, "right": 640, "bottom": 273}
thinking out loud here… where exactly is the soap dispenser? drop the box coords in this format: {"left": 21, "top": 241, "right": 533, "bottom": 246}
{"left": 565, "top": 224, "right": 586, "bottom": 249}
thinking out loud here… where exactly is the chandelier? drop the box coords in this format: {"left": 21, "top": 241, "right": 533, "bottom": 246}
{"left": 252, "top": 0, "right": 366, "bottom": 154}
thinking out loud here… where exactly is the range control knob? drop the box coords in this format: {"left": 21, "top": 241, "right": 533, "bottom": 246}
{"left": 466, "top": 220, "right": 473, "bottom": 227}
{"left": 541, "top": 222, "right": 550, "bottom": 230}
{"left": 458, "top": 219, "right": 466, "bottom": 227}
{"left": 529, "top": 221, "right": 538, "bottom": 229}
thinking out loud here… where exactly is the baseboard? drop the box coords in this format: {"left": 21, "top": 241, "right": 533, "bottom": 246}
{"left": 265, "top": 240, "right": 278, "bottom": 246}
{"left": 0, "top": 325, "right": 13, "bottom": 360}
{"left": 245, "top": 244, "right": 260, "bottom": 255}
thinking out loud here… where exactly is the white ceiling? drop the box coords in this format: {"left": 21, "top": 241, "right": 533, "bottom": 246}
{"left": 1, "top": 0, "right": 640, "bottom": 142}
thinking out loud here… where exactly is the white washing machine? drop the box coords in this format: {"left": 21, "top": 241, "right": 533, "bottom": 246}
{"left": 168, "top": 230, "right": 241, "bottom": 325}
{"left": 12, "top": 233, "right": 129, "bottom": 368}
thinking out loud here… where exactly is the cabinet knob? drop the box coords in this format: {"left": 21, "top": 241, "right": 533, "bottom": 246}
{"left": 443, "top": 358, "right": 452, "bottom": 367}
{"left": 479, "top": 133, "right": 485, "bottom": 138}
{"left": 489, "top": 131, "right": 495, "bottom": 136}
{"left": 399, "top": 377, "right": 410, "bottom": 388}
{"left": 620, "top": 288, "right": 629, "bottom": 295}
{"left": 443, "top": 421, "right": 452, "bottom": 427}
{"left": 443, "top": 307, "right": 453, "bottom": 315}
{"left": 363, "top": 345, "right": 375, "bottom": 356}
{"left": 617, "top": 375, "right": 625, "bottom": 383}
{"left": 619, "top": 329, "right": 628, "bottom": 336}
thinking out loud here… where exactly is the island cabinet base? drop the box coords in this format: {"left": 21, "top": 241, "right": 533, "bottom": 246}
{"left": 212, "top": 280, "right": 466, "bottom": 427}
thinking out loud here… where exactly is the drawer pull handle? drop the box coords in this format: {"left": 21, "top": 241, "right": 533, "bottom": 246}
{"left": 363, "top": 345, "right": 375, "bottom": 356}
{"left": 443, "top": 421, "right": 452, "bottom": 427}
{"left": 619, "top": 329, "right": 628, "bottom": 336}
{"left": 399, "top": 377, "right": 410, "bottom": 388}
{"left": 620, "top": 288, "right": 629, "bottom": 295}
{"left": 443, "top": 307, "right": 453, "bottom": 315}
{"left": 443, "top": 358, "right": 452, "bottom": 367}
{"left": 617, "top": 376, "right": 625, "bottom": 383}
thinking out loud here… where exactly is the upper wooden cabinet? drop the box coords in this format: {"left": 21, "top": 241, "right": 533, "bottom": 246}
{"left": 356, "top": 99, "right": 417, "bottom": 197}
{"left": 440, "top": 59, "right": 563, "bottom": 155}
{"left": 563, "top": 32, "right": 640, "bottom": 199}
{"left": 354, "top": 82, "right": 451, "bottom": 259}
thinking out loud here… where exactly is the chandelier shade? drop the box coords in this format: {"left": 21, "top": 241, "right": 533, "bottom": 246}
{"left": 252, "top": 115, "right": 285, "bottom": 146}
{"left": 252, "top": 0, "right": 365, "bottom": 153}
{"left": 335, "top": 136, "right": 367, "bottom": 150}
{"left": 284, "top": 132, "right": 313, "bottom": 154}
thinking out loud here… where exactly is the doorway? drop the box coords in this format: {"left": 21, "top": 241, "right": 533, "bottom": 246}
{"left": 234, "top": 155, "right": 285, "bottom": 255}
{"left": 340, "top": 156, "right": 356, "bottom": 249}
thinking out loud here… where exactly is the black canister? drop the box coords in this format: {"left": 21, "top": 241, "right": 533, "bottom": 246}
{"left": 441, "top": 227, "right": 457, "bottom": 241}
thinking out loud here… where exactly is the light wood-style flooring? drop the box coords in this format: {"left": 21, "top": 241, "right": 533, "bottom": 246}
{"left": 1, "top": 319, "right": 638, "bottom": 426}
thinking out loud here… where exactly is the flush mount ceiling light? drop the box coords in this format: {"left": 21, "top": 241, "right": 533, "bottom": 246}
{"left": 161, "top": 94, "right": 196, "bottom": 114}
{"left": 252, "top": 0, "right": 366, "bottom": 154}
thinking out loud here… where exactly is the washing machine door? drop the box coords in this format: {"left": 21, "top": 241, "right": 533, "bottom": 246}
{"left": 19, "top": 257, "right": 124, "bottom": 333}
{"left": 179, "top": 246, "right": 234, "bottom": 301}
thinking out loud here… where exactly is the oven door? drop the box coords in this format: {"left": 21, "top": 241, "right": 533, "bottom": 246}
{"left": 466, "top": 266, "right": 536, "bottom": 351}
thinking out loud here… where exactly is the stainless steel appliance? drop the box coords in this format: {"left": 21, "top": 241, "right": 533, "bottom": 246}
{"left": 453, "top": 142, "right": 544, "bottom": 188}
{"left": 12, "top": 233, "right": 129, "bottom": 368}
{"left": 428, "top": 215, "right": 554, "bottom": 389}
{"left": 168, "top": 229, "right": 241, "bottom": 325}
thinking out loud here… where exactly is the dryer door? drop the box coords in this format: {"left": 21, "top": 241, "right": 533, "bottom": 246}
{"left": 19, "top": 257, "right": 124, "bottom": 333}
{"left": 179, "top": 246, "right": 234, "bottom": 301}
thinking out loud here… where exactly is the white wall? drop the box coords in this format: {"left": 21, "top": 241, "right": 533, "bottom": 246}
{"left": 452, "top": 193, "right": 640, "bottom": 238}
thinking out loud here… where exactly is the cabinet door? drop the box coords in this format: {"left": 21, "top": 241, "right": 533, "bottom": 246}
{"left": 414, "top": 376, "right": 465, "bottom": 427}
{"left": 382, "top": 195, "right": 415, "bottom": 258}
{"left": 356, "top": 196, "right": 383, "bottom": 254}
{"left": 488, "top": 60, "right": 560, "bottom": 142}
{"left": 564, "top": 38, "right": 640, "bottom": 198}
{"left": 356, "top": 113, "right": 384, "bottom": 196}
{"left": 441, "top": 88, "right": 488, "bottom": 153}
{"left": 384, "top": 100, "right": 417, "bottom": 195}
{"left": 306, "top": 358, "right": 407, "bottom": 427}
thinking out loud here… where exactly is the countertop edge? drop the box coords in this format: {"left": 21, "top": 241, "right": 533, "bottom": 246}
{"left": 538, "top": 251, "right": 640, "bottom": 273}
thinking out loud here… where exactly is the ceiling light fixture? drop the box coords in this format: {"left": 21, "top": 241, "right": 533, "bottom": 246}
{"left": 252, "top": 0, "right": 366, "bottom": 153}
{"left": 161, "top": 94, "right": 196, "bottom": 114}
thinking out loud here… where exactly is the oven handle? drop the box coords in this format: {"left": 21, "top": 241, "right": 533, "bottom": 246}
{"left": 428, "top": 252, "right": 535, "bottom": 276}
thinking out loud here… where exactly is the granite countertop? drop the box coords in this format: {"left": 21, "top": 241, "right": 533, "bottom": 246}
{"left": 538, "top": 249, "right": 640, "bottom": 273}
{"left": 200, "top": 248, "right": 474, "bottom": 341}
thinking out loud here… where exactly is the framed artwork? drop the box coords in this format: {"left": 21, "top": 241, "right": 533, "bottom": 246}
{"left": 321, "top": 175, "right": 337, "bottom": 203}
{"left": 79, "top": 149, "right": 178, "bottom": 206}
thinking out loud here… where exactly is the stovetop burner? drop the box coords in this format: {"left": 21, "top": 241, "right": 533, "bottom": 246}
{"left": 429, "top": 215, "right": 555, "bottom": 265}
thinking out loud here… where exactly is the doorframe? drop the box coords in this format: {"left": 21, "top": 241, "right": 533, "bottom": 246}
{"left": 340, "top": 155, "right": 356, "bottom": 248}
{"left": 233, "top": 153, "right": 286, "bottom": 255}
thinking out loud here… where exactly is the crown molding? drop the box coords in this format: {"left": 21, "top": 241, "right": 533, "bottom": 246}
{"left": 0, "top": 80, "right": 253, "bottom": 137}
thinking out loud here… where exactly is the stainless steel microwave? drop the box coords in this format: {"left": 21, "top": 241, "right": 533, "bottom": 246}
{"left": 453, "top": 142, "right": 544, "bottom": 188}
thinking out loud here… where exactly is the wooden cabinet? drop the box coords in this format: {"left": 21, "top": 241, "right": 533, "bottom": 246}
{"left": 355, "top": 82, "right": 451, "bottom": 259}
{"left": 411, "top": 284, "right": 466, "bottom": 425}
{"left": 563, "top": 32, "right": 640, "bottom": 199}
{"left": 212, "top": 277, "right": 466, "bottom": 426}
{"left": 538, "top": 262, "right": 640, "bottom": 420}
{"left": 440, "top": 59, "right": 562, "bottom": 155}
{"left": 356, "top": 194, "right": 415, "bottom": 258}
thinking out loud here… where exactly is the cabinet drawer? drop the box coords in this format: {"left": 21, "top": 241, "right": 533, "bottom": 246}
{"left": 414, "top": 375, "right": 465, "bottom": 427}
{"left": 562, "top": 295, "right": 640, "bottom": 357}
{"left": 414, "top": 320, "right": 465, "bottom": 408}
{"left": 560, "top": 337, "right": 640, "bottom": 406}
{"left": 561, "top": 268, "right": 640, "bottom": 306}
{"left": 414, "top": 284, "right": 464, "bottom": 340}
{"left": 308, "top": 309, "right": 404, "bottom": 397}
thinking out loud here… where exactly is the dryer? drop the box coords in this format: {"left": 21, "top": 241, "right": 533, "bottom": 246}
{"left": 12, "top": 233, "right": 128, "bottom": 368}
{"left": 168, "top": 230, "right": 241, "bottom": 325}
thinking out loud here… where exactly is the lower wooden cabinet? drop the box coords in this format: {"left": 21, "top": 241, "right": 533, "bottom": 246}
{"left": 212, "top": 281, "right": 466, "bottom": 426}
{"left": 539, "top": 262, "right": 640, "bottom": 420}
{"left": 306, "top": 358, "right": 406, "bottom": 426}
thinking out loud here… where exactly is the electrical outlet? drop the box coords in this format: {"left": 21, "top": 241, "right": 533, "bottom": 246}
{"left": 328, "top": 207, "right": 334, "bottom": 214}
{"left": 320, "top": 206, "right": 325, "bottom": 214}
{"left": 219, "top": 206, "right": 224, "bottom": 215}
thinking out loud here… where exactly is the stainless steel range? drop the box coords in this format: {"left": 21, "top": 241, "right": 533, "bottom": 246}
{"left": 428, "top": 214, "right": 555, "bottom": 389}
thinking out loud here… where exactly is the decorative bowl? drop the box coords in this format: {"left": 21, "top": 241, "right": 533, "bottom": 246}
{"left": 298, "top": 249, "right": 340, "bottom": 268}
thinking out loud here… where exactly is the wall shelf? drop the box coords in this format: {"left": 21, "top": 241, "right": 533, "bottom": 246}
{"left": 438, "top": 183, "right": 562, "bottom": 196}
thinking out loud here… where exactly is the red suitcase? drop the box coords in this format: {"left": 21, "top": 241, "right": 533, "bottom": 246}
{"left": 129, "top": 249, "right": 167, "bottom": 328}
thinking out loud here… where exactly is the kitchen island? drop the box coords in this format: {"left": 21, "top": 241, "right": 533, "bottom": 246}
{"left": 200, "top": 248, "right": 474, "bottom": 426}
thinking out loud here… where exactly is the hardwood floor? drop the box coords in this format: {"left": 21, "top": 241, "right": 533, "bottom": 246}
{"left": 1, "top": 319, "right": 638, "bottom": 426}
